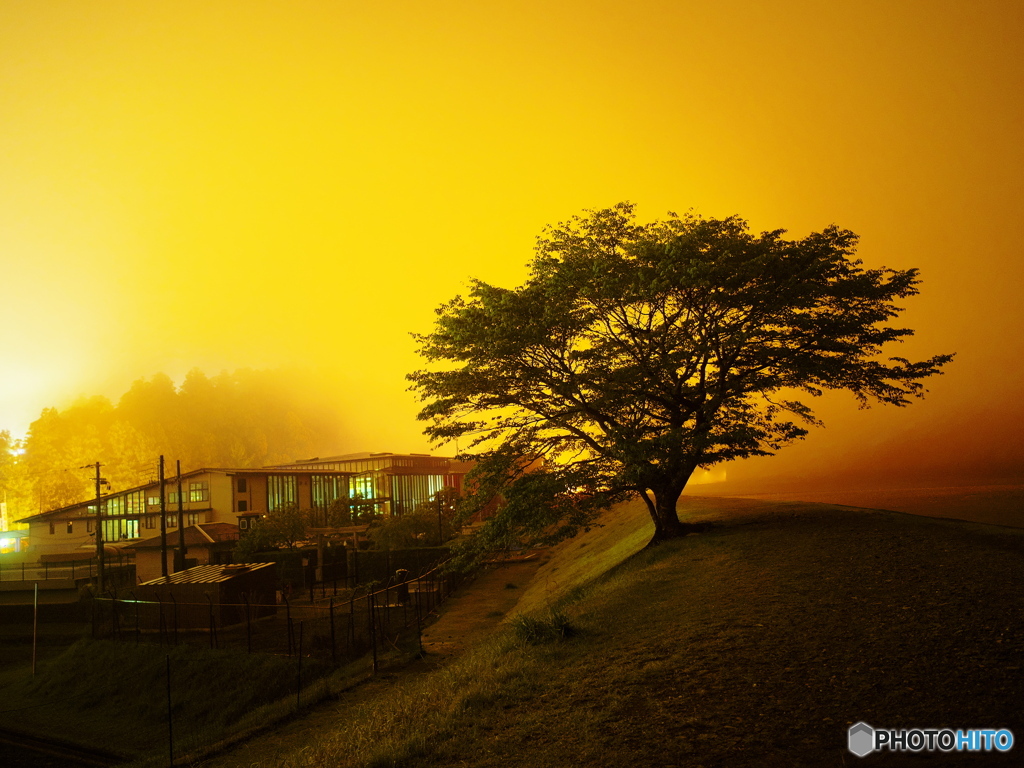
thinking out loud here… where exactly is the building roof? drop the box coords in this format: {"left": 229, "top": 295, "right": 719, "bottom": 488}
{"left": 123, "top": 522, "right": 240, "bottom": 550}
{"left": 266, "top": 452, "right": 469, "bottom": 472}
{"left": 17, "top": 452, "right": 472, "bottom": 524}
{"left": 16, "top": 467, "right": 227, "bottom": 524}
{"left": 16, "top": 463, "right": 359, "bottom": 523}
{"left": 138, "top": 561, "right": 275, "bottom": 585}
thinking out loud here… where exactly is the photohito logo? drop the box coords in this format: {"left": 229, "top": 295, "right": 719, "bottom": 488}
{"left": 848, "top": 722, "right": 1014, "bottom": 756}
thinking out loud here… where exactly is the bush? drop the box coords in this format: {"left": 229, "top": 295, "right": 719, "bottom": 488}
{"left": 509, "top": 610, "right": 576, "bottom": 644}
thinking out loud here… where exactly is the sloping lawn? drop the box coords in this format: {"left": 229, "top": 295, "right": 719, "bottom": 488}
{"left": 224, "top": 500, "right": 1024, "bottom": 767}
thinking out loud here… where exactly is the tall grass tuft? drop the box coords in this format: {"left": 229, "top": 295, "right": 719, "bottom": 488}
{"left": 508, "top": 610, "right": 576, "bottom": 644}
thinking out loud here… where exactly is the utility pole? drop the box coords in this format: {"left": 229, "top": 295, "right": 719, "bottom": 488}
{"left": 175, "top": 460, "right": 187, "bottom": 572}
{"left": 86, "top": 463, "right": 106, "bottom": 594}
{"left": 159, "top": 455, "right": 168, "bottom": 579}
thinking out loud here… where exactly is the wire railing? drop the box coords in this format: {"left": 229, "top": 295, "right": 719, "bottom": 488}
{"left": 0, "top": 554, "right": 134, "bottom": 583}
{"left": 91, "top": 561, "right": 464, "bottom": 669}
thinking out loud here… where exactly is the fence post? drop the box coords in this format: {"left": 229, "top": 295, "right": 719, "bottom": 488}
{"left": 206, "top": 594, "right": 215, "bottom": 650}
{"left": 166, "top": 655, "right": 174, "bottom": 768}
{"left": 415, "top": 574, "right": 423, "bottom": 657}
{"left": 368, "top": 591, "right": 378, "bottom": 674}
{"left": 348, "top": 592, "right": 355, "bottom": 654}
{"left": 157, "top": 595, "right": 166, "bottom": 646}
{"left": 284, "top": 595, "right": 293, "bottom": 656}
{"left": 329, "top": 597, "right": 336, "bottom": 665}
{"left": 170, "top": 594, "right": 178, "bottom": 646}
{"left": 130, "top": 591, "right": 140, "bottom": 644}
{"left": 296, "top": 621, "right": 303, "bottom": 710}
{"left": 244, "top": 593, "right": 252, "bottom": 654}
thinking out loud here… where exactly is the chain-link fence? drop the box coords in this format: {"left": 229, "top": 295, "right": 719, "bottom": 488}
{"left": 92, "top": 562, "right": 463, "bottom": 668}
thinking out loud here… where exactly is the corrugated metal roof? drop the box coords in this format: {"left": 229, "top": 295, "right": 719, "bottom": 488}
{"left": 139, "top": 561, "right": 275, "bottom": 585}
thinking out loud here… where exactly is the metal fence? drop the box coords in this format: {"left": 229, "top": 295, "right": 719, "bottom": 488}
{"left": 92, "top": 562, "right": 463, "bottom": 669}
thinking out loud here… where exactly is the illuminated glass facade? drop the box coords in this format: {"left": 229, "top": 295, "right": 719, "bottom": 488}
{"left": 311, "top": 474, "right": 347, "bottom": 510}
{"left": 267, "top": 474, "right": 298, "bottom": 512}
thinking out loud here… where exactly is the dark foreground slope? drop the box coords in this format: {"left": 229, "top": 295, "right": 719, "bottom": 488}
{"left": 214, "top": 498, "right": 1024, "bottom": 767}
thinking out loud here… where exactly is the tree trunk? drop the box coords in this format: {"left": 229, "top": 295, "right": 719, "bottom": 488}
{"left": 640, "top": 482, "right": 701, "bottom": 546}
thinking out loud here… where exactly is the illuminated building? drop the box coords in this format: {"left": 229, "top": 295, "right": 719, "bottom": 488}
{"left": 16, "top": 452, "right": 469, "bottom": 561}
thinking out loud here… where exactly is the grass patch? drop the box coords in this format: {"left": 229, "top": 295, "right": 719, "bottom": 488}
{"left": 246, "top": 633, "right": 538, "bottom": 768}
{"left": 508, "top": 610, "right": 576, "bottom": 645}
{"left": 512, "top": 497, "right": 653, "bottom": 615}
{"left": 0, "top": 637, "right": 354, "bottom": 765}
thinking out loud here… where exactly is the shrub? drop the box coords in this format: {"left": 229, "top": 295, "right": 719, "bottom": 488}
{"left": 509, "top": 610, "right": 576, "bottom": 644}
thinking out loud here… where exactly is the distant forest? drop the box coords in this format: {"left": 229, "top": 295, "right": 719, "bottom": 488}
{"left": 0, "top": 369, "right": 343, "bottom": 519}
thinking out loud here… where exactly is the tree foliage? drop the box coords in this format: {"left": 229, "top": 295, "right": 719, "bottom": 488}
{"left": 9, "top": 368, "right": 341, "bottom": 519}
{"left": 234, "top": 503, "right": 310, "bottom": 560}
{"left": 366, "top": 488, "right": 459, "bottom": 549}
{"left": 409, "top": 203, "right": 953, "bottom": 549}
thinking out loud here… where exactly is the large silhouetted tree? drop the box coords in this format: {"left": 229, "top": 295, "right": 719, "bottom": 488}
{"left": 409, "top": 204, "right": 953, "bottom": 549}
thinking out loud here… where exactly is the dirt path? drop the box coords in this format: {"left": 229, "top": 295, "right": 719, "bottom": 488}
{"left": 419, "top": 556, "right": 544, "bottom": 655}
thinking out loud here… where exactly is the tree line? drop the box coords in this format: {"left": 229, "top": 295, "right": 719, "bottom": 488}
{"left": 0, "top": 368, "right": 343, "bottom": 521}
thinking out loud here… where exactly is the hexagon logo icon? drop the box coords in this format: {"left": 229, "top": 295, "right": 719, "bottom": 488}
{"left": 848, "top": 722, "right": 875, "bottom": 757}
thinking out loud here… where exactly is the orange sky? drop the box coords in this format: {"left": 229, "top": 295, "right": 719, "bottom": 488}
{"left": 1, "top": 1, "right": 1022, "bottom": 484}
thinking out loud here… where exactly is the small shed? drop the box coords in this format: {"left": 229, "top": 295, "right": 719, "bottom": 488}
{"left": 135, "top": 562, "right": 277, "bottom": 628}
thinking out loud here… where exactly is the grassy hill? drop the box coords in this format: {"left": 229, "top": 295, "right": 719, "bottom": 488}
{"left": 208, "top": 496, "right": 1024, "bottom": 767}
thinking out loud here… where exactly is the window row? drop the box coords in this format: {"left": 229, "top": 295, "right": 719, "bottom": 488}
{"left": 48, "top": 513, "right": 201, "bottom": 536}
{"left": 144, "top": 481, "right": 210, "bottom": 507}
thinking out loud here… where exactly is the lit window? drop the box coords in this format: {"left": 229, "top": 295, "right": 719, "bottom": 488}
{"left": 167, "top": 516, "right": 177, "bottom": 528}
{"left": 67, "top": 521, "right": 73, "bottom": 534}
{"left": 186, "top": 512, "right": 199, "bottom": 526}
{"left": 102, "top": 518, "right": 138, "bottom": 541}
{"left": 267, "top": 475, "right": 297, "bottom": 512}
{"left": 126, "top": 491, "right": 145, "bottom": 515}
{"left": 189, "top": 481, "right": 209, "bottom": 503}
{"left": 312, "top": 475, "right": 346, "bottom": 510}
